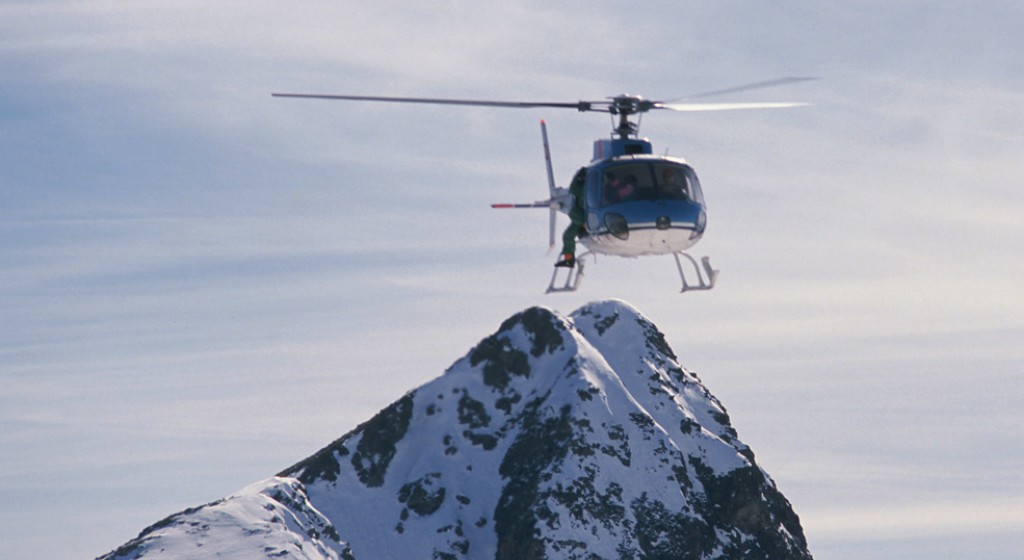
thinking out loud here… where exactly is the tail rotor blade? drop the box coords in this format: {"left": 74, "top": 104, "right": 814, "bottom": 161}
{"left": 549, "top": 207, "right": 557, "bottom": 250}
{"left": 541, "top": 120, "right": 557, "bottom": 198}
{"left": 542, "top": 119, "right": 559, "bottom": 251}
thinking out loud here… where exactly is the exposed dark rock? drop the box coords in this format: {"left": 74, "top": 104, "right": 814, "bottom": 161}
{"left": 349, "top": 393, "right": 415, "bottom": 487}
{"left": 398, "top": 473, "right": 447, "bottom": 516}
{"left": 279, "top": 392, "right": 414, "bottom": 487}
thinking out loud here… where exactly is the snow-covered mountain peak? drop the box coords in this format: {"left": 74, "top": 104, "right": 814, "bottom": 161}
{"left": 100, "top": 301, "right": 810, "bottom": 560}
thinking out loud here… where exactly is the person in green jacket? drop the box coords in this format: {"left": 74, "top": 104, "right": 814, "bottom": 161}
{"left": 555, "top": 168, "right": 587, "bottom": 268}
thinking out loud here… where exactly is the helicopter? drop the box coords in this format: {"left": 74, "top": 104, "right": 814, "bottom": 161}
{"left": 272, "top": 78, "right": 813, "bottom": 293}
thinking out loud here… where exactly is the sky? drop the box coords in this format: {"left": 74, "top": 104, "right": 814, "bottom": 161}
{"left": 1, "top": 1, "right": 1022, "bottom": 558}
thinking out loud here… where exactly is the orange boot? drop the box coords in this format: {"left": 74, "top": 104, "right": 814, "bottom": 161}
{"left": 554, "top": 253, "right": 575, "bottom": 268}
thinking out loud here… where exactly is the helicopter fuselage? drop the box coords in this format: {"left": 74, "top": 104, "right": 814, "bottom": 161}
{"left": 576, "top": 142, "right": 707, "bottom": 258}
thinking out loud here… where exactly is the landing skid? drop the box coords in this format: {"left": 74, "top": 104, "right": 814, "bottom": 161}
{"left": 674, "top": 252, "right": 719, "bottom": 293}
{"left": 546, "top": 252, "right": 591, "bottom": 293}
{"left": 545, "top": 252, "right": 718, "bottom": 294}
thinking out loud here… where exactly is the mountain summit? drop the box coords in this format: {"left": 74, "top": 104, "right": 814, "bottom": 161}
{"left": 100, "top": 300, "right": 811, "bottom": 560}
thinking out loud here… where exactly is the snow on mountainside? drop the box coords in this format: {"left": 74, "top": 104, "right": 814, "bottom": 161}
{"left": 99, "top": 300, "right": 811, "bottom": 560}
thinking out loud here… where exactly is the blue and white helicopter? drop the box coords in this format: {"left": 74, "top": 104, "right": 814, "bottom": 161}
{"left": 273, "top": 79, "right": 811, "bottom": 293}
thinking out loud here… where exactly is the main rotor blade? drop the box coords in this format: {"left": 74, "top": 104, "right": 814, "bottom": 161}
{"left": 656, "top": 101, "right": 809, "bottom": 112}
{"left": 686, "top": 77, "right": 819, "bottom": 99}
{"left": 271, "top": 93, "right": 590, "bottom": 111}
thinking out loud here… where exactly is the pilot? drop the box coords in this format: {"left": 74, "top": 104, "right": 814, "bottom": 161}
{"left": 555, "top": 168, "right": 587, "bottom": 268}
{"left": 659, "top": 168, "right": 687, "bottom": 199}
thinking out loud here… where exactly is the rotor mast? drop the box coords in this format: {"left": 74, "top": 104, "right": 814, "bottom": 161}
{"left": 608, "top": 94, "right": 655, "bottom": 139}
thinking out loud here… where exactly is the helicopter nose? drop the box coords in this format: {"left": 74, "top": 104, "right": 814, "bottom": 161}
{"left": 656, "top": 216, "right": 671, "bottom": 230}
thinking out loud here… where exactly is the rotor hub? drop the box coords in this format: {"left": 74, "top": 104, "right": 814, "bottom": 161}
{"left": 607, "top": 95, "right": 653, "bottom": 139}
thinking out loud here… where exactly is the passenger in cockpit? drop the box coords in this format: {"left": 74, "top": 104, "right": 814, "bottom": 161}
{"left": 605, "top": 173, "right": 637, "bottom": 204}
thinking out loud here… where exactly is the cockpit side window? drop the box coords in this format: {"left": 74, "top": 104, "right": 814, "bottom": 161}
{"left": 684, "top": 166, "right": 704, "bottom": 205}
{"left": 585, "top": 168, "right": 602, "bottom": 209}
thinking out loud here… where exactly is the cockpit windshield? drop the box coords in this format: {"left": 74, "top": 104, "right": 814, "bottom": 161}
{"left": 600, "top": 162, "right": 703, "bottom": 206}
